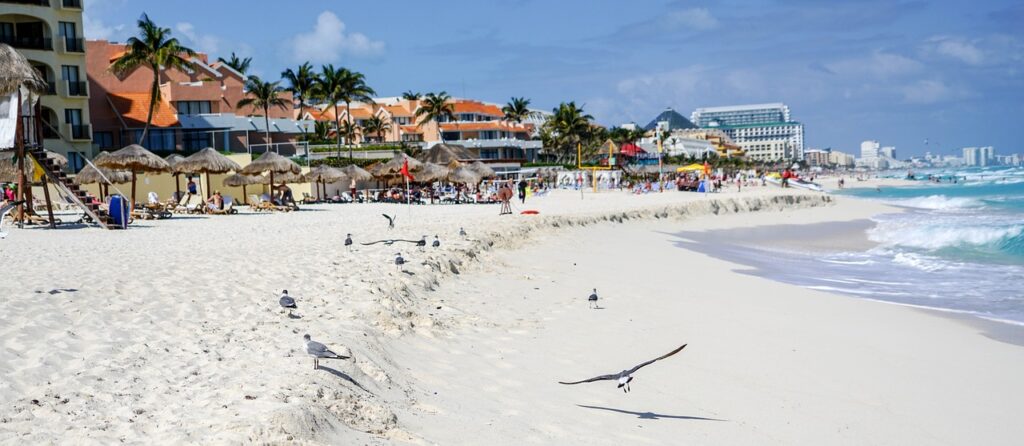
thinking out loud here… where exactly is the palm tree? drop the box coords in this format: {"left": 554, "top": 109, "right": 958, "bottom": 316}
{"left": 338, "top": 120, "right": 359, "bottom": 147}
{"left": 542, "top": 101, "right": 593, "bottom": 164}
{"left": 110, "top": 14, "right": 196, "bottom": 144}
{"left": 414, "top": 91, "right": 456, "bottom": 142}
{"left": 236, "top": 75, "right": 289, "bottom": 151}
{"left": 401, "top": 91, "right": 422, "bottom": 101}
{"left": 362, "top": 115, "right": 391, "bottom": 143}
{"left": 316, "top": 65, "right": 376, "bottom": 158}
{"left": 312, "top": 120, "right": 332, "bottom": 144}
{"left": 217, "top": 52, "right": 251, "bottom": 75}
{"left": 281, "top": 62, "right": 317, "bottom": 121}
{"left": 502, "top": 97, "right": 533, "bottom": 123}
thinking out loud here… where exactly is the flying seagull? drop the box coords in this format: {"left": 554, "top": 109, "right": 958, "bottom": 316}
{"left": 432, "top": 235, "right": 440, "bottom": 248}
{"left": 558, "top": 344, "right": 687, "bottom": 393}
{"left": 382, "top": 214, "right": 396, "bottom": 229}
{"left": 344, "top": 234, "right": 353, "bottom": 249}
{"left": 588, "top": 288, "right": 598, "bottom": 309}
{"left": 303, "top": 334, "right": 349, "bottom": 370}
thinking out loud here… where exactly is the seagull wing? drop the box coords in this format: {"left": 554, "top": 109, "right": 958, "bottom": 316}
{"left": 279, "top": 296, "right": 296, "bottom": 308}
{"left": 558, "top": 373, "right": 620, "bottom": 385}
{"left": 308, "top": 341, "right": 349, "bottom": 359}
{"left": 626, "top": 344, "right": 687, "bottom": 375}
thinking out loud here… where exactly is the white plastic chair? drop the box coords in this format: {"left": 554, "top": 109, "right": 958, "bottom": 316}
{"left": 0, "top": 201, "right": 22, "bottom": 239}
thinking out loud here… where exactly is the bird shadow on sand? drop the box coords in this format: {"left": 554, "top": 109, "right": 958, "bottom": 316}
{"left": 318, "top": 365, "right": 374, "bottom": 395}
{"left": 577, "top": 405, "right": 726, "bottom": 421}
{"left": 401, "top": 270, "right": 416, "bottom": 276}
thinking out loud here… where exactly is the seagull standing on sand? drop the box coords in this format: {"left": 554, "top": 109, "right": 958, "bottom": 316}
{"left": 432, "top": 236, "right": 440, "bottom": 248}
{"left": 279, "top": 290, "right": 297, "bottom": 315}
{"left": 588, "top": 289, "right": 599, "bottom": 309}
{"left": 303, "top": 334, "right": 349, "bottom": 370}
{"left": 559, "top": 344, "right": 687, "bottom": 393}
{"left": 459, "top": 227, "right": 467, "bottom": 238}
{"left": 394, "top": 253, "right": 406, "bottom": 271}
{"left": 416, "top": 236, "right": 427, "bottom": 251}
{"left": 383, "top": 214, "right": 396, "bottom": 230}
{"left": 345, "top": 234, "right": 353, "bottom": 250}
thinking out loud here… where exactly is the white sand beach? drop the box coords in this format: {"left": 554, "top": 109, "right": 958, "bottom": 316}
{"left": 2, "top": 181, "right": 1022, "bottom": 445}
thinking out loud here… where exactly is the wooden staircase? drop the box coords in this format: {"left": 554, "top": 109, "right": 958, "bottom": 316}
{"left": 27, "top": 148, "right": 114, "bottom": 229}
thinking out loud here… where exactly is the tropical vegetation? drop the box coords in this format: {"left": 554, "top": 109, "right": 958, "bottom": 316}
{"left": 236, "top": 75, "right": 289, "bottom": 147}
{"left": 414, "top": 91, "right": 456, "bottom": 141}
{"left": 217, "top": 52, "right": 252, "bottom": 75}
{"left": 501, "top": 97, "right": 533, "bottom": 123}
{"left": 110, "top": 13, "right": 196, "bottom": 144}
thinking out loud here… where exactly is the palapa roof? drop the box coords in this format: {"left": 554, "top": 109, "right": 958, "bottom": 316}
{"left": 447, "top": 165, "right": 481, "bottom": 184}
{"left": 261, "top": 171, "right": 304, "bottom": 184}
{"left": 417, "top": 143, "right": 476, "bottom": 164}
{"left": 468, "top": 161, "right": 496, "bottom": 178}
{"left": 412, "top": 162, "right": 450, "bottom": 182}
{"left": 339, "top": 164, "right": 372, "bottom": 181}
{"left": 0, "top": 44, "right": 47, "bottom": 95}
{"left": 73, "top": 164, "right": 132, "bottom": 185}
{"left": 379, "top": 153, "right": 423, "bottom": 175}
{"left": 239, "top": 151, "right": 301, "bottom": 175}
{"left": 175, "top": 148, "right": 242, "bottom": 174}
{"left": 222, "top": 173, "right": 264, "bottom": 187}
{"left": 303, "top": 165, "right": 346, "bottom": 183}
{"left": 164, "top": 153, "right": 186, "bottom": 173}
{"left": 93, "top": 144, "right": 171, "bottom": 173}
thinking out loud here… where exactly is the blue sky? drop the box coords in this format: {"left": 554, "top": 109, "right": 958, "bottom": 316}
{"left": 82, "top": 0, "right": 1023, "bottom": 157}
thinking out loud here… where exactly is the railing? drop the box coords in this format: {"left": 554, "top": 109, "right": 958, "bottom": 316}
{"left": 0, "top": 0, "right": 50, "bottom": 6}
{"left": 62, "top": 37, "right": 85, "bottom": 53}
{"left": 65, "top": 80, "right": 88, "bottom": 97}
{"left": 0, "top": 35, "right": 53, "bottom": 51}
{"left": 61, "top": 0, "right": 81, "bottom": 8}
{"left": 67, "top": 124, "right": 90, "bottom": 140}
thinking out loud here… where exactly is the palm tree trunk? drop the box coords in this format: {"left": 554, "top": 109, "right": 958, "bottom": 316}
{"left": 334, "top": 104, "right": 342, "bottom": 158}
{"left": 264, "top": 109, "right": 271, "bottom": 153}
{"left": 139, "top": 66, "right": 159, "bottom": 144}
{"left": 346, "top": 100, "right": 353, "bottom": 159}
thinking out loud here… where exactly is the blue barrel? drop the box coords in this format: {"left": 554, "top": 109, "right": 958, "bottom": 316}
{"left": 108, "top": 194, "right": 129, "bottom": 228}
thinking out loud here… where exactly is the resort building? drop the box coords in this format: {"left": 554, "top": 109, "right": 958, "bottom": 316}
{"left": 85, "top": 40, "right": 312, "bottom": 159}
{"left": 828, "top": 150, "right": 856, "bottom": 168}
{"left": 306, "top": 97, "right": 543, "bottom": 162}
{"left": 2, "top": 0, "right": 93, "bottom": 170}
{"left": 804, "top": 149, "right": 830, "bottom": 167}
{"left": 690, "top": 103, "right": 804, "bottom": 161}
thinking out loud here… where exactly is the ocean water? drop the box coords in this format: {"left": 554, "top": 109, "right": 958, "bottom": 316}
{"left": 688, "top": 166, "right": 1024, "bottom": 325}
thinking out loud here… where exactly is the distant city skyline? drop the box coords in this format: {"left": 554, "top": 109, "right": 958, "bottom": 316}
{"left": 81, "top": 0, "right": 1024, "bottom": 157}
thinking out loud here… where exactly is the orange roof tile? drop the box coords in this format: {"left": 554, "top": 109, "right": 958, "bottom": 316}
{"left": 108, "top": 93, "right": 179, "bottom": 127}
{"left": 384, "top": 104, "right": 414, "bottom": 117}
{"left": 346, "top": 107, "right": 374, "bottom": 119}
{"left": 451, "top": 100, "right": 503, "bottom": 116}
{"left": 400, "top": 125, "right": 423, "bottom": 134}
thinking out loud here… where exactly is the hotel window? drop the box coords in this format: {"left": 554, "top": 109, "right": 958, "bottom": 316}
{"left": 176, "top": 101, "right": 211, "bottom": 115}
{"left": 129, "top": 129, "right": 175, "bottom": 151}
{"left": 93, "top": 131, "right": 113, "bottom": 149}
{"left": 182, "top": 131, "right": 211, "bottom": 151}
{"left": 0, "top": 23, "right": 13, "bottom": 41}
{"left": 442, "top": 131, "right": 461, "bottom": 141}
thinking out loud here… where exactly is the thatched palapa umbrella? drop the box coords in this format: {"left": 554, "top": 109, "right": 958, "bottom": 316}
{"left": 222, "top": 173, "right": 263, "bottom": 204}
{"left": 416, "top": 143, "right": 474, "bottom": 165}
{"left": 0, "top": 43, "right": 47, "bottom": 95}
{"left": 164, "top": 153, "right": 185, "bottom": 197}
{"left": 175, "top": 147, "right": 242, "bottom": 199}
{"left": 468, "top": 161, "right": 496, "bottom": 179}
{"left": 93, "top": 144, "right": 171, "bottom": 210}
{"left": 303, "top": 165, "right": 345, "bottom": 200}
{"left": 74, "top": 160, "right": 131, "bottom": 201}
{"left": 447, "top": 161, "right": 482, "bottom": 185}
{"left": 340, "top": 164, "right": 372, "bottom": 182}
{"left": 413, "top": 162, "right": 450, "bottom": 182}
{"left": 239, "top": 150, "right": 301, "bottom": 193}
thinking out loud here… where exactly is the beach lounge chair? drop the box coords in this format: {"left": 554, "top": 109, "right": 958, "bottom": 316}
{"left": 173, "top": 194, "right": 205, "bottom": 214}
{"left": 208, "top": 196, "right": 238, "bottom": 215}
{"left": 300, "top": 192, "right": 320, "bottom": 204}
{"left": 0, "top": 200, "right": 26, "bottom": 239}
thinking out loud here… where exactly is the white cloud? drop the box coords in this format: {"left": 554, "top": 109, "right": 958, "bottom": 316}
{"left": 289, "top": 11, "right": 385, "bottom": 63}
{"left": 175, "top": 22, "right": 221, "bottom": 55}
{"left": 825, "top": 50, "right": 923, "bottom": 79}
{"left": 83, "top": 14, "right": 124, "bottom": 40}
{"left": 899, "top": 79, "right": 956, "bottom": 104}
{"left": 664, "top": 8, "right": 719, "bottom": 31}
{"left": 924, "top": 36, "right": 985, "bottom": 65}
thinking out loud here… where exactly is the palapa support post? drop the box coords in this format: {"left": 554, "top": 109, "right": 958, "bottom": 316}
{"left": 14, "top": 89, "right": 25, "bottom": 225}
{"left": 39, "top": 169, "right": 55, "bottom": 229}
{"left": 130, "top": 171, "right": 137, "bottom": 212}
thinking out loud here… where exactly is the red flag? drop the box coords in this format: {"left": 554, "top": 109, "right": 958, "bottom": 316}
{"left": 400, "top": 158, "right": 415, "bottom": 181}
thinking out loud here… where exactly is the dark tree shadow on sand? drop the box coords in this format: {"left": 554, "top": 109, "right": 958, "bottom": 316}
{"left": 577, "top": 405, "right": 726, "bottom": 421}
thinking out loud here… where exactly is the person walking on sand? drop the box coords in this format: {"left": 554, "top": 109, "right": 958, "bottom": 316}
{"left": 518, "top": 179, "right": 528, "bottom": 204}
